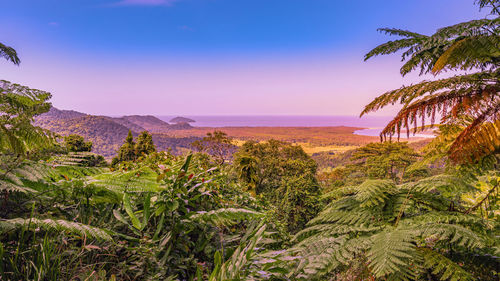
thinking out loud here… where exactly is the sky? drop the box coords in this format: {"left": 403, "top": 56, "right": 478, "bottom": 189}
{"left": 0, "top": 0, "right": 489, "bottom": 116}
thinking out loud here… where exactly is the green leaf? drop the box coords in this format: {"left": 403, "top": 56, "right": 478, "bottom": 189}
{"left": 123, "top": 193, "right": 141, "bottom": 230}
{"left": 142, "top": 192, "right": 151, "bottom": 230}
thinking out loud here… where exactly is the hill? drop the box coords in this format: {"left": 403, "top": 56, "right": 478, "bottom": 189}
{"left": 111, "top": 117, "right": 146, "bottom": 133}
{"left": 40, "top": 115, "right": 132, "bottom": 157}
{"left": 34, "top": 108, "right": 198, "bottom": 158}
{"left": 34, "top": 107, "right": 87, "bottom": 127}
{"left": 170, "top": 116, "right": 195, "bottom": 123}
{"left": 120, "top": 115, "right": 177, "bottom": 133}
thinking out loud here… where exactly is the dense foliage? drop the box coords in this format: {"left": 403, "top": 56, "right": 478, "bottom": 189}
{"left": 64, "top": 134, "right": 93, "bottom": 152}
{"left": 112, "top": 130, "right": 156, "bottom": 165}
{"left": 1, "top": 1, "right": 499, "bottom": 280}
{"left": 234, "top": 140, "right": 322, "bottom": 233}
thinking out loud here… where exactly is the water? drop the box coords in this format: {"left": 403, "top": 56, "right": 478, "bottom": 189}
{"left": 156, "top": 115, "right": 434, "bottom": 138}
{"left": 157, "top": 115, "right": 393, "bottom": 128}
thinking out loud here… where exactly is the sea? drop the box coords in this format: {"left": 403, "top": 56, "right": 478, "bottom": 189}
{"left": 156, "top": 115, "right": 434, "bottom": 138}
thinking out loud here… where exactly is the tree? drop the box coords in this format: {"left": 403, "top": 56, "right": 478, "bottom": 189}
{"left": 113, "top": 130, "right": 136, "bottom": 164}
{"left": 350, "top": 142, "right": 419, "bottom": 183}
{"left": 64, "top": 134, "right": 92, "bottom": 152}
{"left": 234, "top": 140, "right": 322, "bottom": 233}
{"left": 0, "top": 42, "right": 20, "bottom": 65}
{"left": 135, "top": 131, "right": 156, "bottom": 157}
{"left": 362, "top": 1, "right": 500, "bottom": 163}
{"left": 191, "top": 130, "right": 234, "bottom": 164}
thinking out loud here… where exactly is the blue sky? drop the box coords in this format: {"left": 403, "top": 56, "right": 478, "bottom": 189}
{"left": 0, "top": 0, "right": 489, "bottom": 115}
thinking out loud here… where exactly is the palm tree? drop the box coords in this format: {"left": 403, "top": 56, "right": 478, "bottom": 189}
{"left": 362, "top": 1, "right": 500, "bottom": 163}
{"left": 0, "top": 42, "right": 20, "bottom": 65}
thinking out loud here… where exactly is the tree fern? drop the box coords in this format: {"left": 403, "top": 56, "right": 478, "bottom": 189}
{"left": 362, "top": 5, "right": 500, "bottom": 163}
{"left": 288, "top": 175, "right": 497, "bottom": 280}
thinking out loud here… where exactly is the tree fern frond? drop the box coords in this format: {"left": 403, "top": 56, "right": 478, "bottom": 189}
{"left": 476, "top": 0, "right": 500, "bottom": 14}
{"left": 209, "top": 224, "right": 267, "bottom": 281}
{"left": 415, "top": 223, "right": 484, "bottom": 249}
{"left": 449, "top": 116, "right": 500, "bottom": 163}
{"left": 291, "top": 236, "right": 372, "bottom": 279}
{"left": 190, "top": 208, "right": 264, "bottom": 226}
{"left": 433, "top": 35, "right": 500, "bottom": 73}
{"left": 307, "top": 206, "right": 376, "bottom": 226}
{"left": 0, "top": 218, "right": 113, "bottom": 241}
{"left": 402, "top": 212, "right": 487, "bottom": 229}
{"left": 367, "top": 228, "right": 417, "bottom": 279}
{"left": 0, "top": 179, "right": 37, "bottom": 193}
{"left": 0, "top": 42, "right": 20, "bottom": 65}
{"left": 360, "top": 71, "right": 499, "bottom": 117}
{"left": 406, "top": 174, "right": 474, "bottom": 193}
{"left": 355, "top": 179, "right": 397, "bottom": 207}
{"left": 418, "top": 247, "right": 475, "bottom": 281}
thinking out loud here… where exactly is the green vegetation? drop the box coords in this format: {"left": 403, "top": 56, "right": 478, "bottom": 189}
{"left": 112, "top": 130, "right": 156, "bottom": 165}
{"left": 64, "top": 134, "right": 93, "bottom": 152}
{"left": 1, "top": 1, "right": 499, "bottom": 280}
{"left": 192, "top": 130, "right": 235, "bottom": 165}
{"left": 234, "top": 140, "right": 322, "bottom": 233}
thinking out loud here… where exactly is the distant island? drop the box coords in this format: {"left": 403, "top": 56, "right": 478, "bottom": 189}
{"left": 170, "top": 116, "right": 195, "bottom": 123}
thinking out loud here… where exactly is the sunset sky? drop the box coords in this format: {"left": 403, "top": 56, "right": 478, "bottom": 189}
{"left": 0, "top": 0, "right": 487, "bottom": 115}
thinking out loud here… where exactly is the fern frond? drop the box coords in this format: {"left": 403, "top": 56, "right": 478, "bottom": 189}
{"left": 415, "top": 223, "right": 484, "bottom": 249}
{"left": 307, "top": 204, "right": 375, "bottom": 226}
{"left": 0, "top": 42, "right": 20, "bottom": 65}
{"left": 209, "top": 224, "right": 267, "bottom": 281}
{"left": 355, "top": 179, "right": 397, "bottom": 207}
{"left": 360, "top": 71, "right": 498, "bottom": 117}
{"left": 406, "top": 174, "right": 474, "bottom": 193}
{"left": 0, "top": 179, "right": 37, "bottom": 193}
{"left": 291, "top": 236, "right": 372, "bottom": 279}
{"left": 367, "top": 228, "right": 417, "bottom": 279}
{"left": 402, "top": 212, "right": 487, "bottom": 229}
{"left": 0, "top": 218, "right": 113, "bottom": 241}
{"left": 433, "top": 35, "right": 500, "bottom": 73}
{"left": 449, "top": 117, "right": 500, "bottom": 163}
{"left": 418, "top": 247, "right": 475, "bottom": 281}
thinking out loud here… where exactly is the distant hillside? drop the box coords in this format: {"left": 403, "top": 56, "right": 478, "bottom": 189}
{"left": 120, "top": 115, "right": 174, "bottom": 133}
{"left": 170, "top": 116, "right": 195, "bottom": 123}
{"left": 43, "top": 107, "right": 88, "bottom": 120}
{"left": 34, "top": 107, "right": 87, "bottom": 127}
{"left": 34, "top": 108, "right": 197, "bottom": 158}
{"left": 37, "top": 115, "right": 131, "bottom": 157}
{"left": 111, "top": 117, "right": 146, "bottom": 133}
{"left": 168, "top": 122, "right": 193, "bottom": 130}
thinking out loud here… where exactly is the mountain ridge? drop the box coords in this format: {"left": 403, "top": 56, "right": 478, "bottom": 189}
{"left": 34, "top": 108, "right": 197, "bottom": 158}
